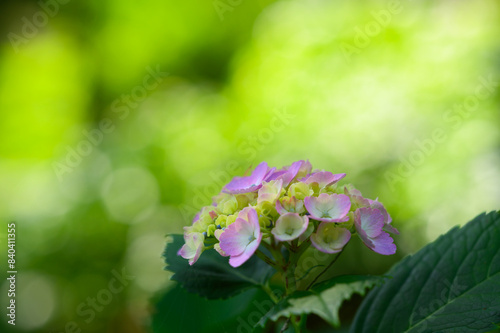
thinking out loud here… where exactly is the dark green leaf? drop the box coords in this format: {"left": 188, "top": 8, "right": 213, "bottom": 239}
{"left": 350, "top": 211, "right": 500, "bottom": 333}
{"left": 258, "top": 275, "right": 384, "bottom": 328}
{"left": 152, "top": 284, "right": 269, "bottom": 333}
{"left": 164, "top": 234, "right": 275, "bottom": 299}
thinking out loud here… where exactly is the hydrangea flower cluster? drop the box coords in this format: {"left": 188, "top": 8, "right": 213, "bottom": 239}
{"left": 178, "top": 161, "right": 398, "bottom": 267}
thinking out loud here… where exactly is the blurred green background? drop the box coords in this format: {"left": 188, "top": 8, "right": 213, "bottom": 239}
{"left": 0, "top": 0, "right": 499, "bottom": 332}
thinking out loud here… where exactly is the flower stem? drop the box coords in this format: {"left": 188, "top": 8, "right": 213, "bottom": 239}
{"left": 306, "top": 245, "right": 347, "bottom": 290}
{"left": 283, "top": 241, "right": 293, "bottom": 252}
{"left": 284, "top": 248, "right": 299, "bottom": 295}
{"left": 280, "top": 318, "right": 290, "bottom": 332}
{"left": 296, "top": 238, "right": 311, "bottom": 258}
{"left": 261, "top": 282, "right": 280, "bottom": 304}
{"left": 263, "top": 238, "right": 287, "bottom": 268}
{"left": 255, "top": 249, "right": 280, "bottom": 271}
{"left": 285, "top": 263, "right": 297, "bottom": 295}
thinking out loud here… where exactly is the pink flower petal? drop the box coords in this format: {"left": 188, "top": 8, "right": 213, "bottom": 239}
{"left": 368, "top": 199, "right": 398, "bottom": 235}
{"left": 354, "top": 207, "right": 384, "bottom": 238}
{"left": 236, "top": 207, "right": 259, "bottom": 227}
{"left": 304, "top": 193, "right": 351, "bottom": 222}
{"left": 218, "top": 207, "right": 262, "bottom": 267}
{"left": 219, "top": 219, "right": 251, "bottom": 256}
{"left": 177, "top": 232, "right": 204, "bottom": 265}
{"left": 383, "top": 224, "right": 400, "bottom": 235}
{"left": 354, "top": 207, "right": 396, "bottom": 255}
{"left": 300, "top": 171, "right": 346, "bottom": 188}
{"left": 223, "top": 162, "right": 269, "bottom": 194}
{"left": 228, "top": 237, "right": 261, "bottom": 267}
{"left": 265, "top": 160, "right": 304, "bottom": 187}
{"left": 350, "top": 195, "right": 370, "bottom": 208}
{"left": 264, "top": 166, "right": 277, "bottom": 180}
{"left": 265, "top": 169, "right": 287, "bottom": 182}
{"left": 296, "top": 160, "right": 312, "bottom": 178}
{"left": 370, "top": 232, "right": 396, "bottom": 255}
{"left": 343, "top": 184, "right": 363, "bottom": 197}
{"left": 275, "top": 200, "right": 287, "bottom": 215}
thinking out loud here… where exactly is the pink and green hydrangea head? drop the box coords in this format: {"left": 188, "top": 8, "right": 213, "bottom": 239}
{"left": 178, "top": 160, "right": 397, "bottom": 266}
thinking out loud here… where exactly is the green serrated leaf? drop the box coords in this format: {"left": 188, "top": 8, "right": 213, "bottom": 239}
{"left": 351, "top": 211, "right": 500, "bottom": 333}
{"left": 164, "top": 234, "right": 275, "bottom": 299}
{"left": 258, "top": 275, "right": 384, "bottom": 328}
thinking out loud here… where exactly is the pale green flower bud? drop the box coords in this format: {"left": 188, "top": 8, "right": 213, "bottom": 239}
{"left": 225, "top": 214, "right": 237, "bottom": 227}
{"left": 257, "top": 180, "right": 283, "bottom": 205}
{"left": 217, "top": 194, "right": 239, "bottom": 215}
{"left": 215, "top": 214, "right": 228, "bottom": 228}
{"left": 207, "top": 224, "right": 216, "bottom": 237}
{"left": 288, "top": 182, "right": 314, "bottom": 200}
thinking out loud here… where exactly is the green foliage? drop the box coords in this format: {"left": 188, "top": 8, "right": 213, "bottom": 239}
{"left": 164, "top": 234, "right": 275, "bottom": 299}
{"left": 258, "top": 275, "right": 384, "bottom": 328}
{"left": 350, "top": 211, "right": 500, "bottom": 333}
{"left": 152, "top": 285, "right": 268, "bottom": 333}
{"left": 2, "top": 0, "right": 500, "bottom": 331}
